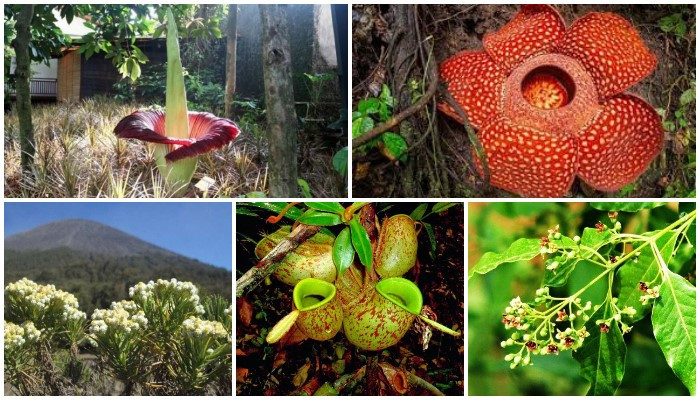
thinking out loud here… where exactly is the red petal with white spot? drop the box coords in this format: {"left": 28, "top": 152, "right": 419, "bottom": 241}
{"left": 576, "top": 94, "right": 663, "bottom": 191}
{"left": 166, "top": 112, "right": 240, "bottom": 161}
{"left": 483, "top": 5, "right": 565, "bottom": 72}
{"left": 477, "top": 117, "right": 577, "bottom": 197}
{"left": 439, "top": 51, "right": 506, "bottom": 130}
{"left": 557, "top": 12, "right": 657, "bottom": 100}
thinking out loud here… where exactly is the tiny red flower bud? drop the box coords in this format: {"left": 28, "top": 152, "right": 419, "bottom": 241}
{"left": 638, "top": 281, "right": 648, "bottom": 291}
{"left": 609, "top": 255, "right": 617, "bottom": 263}
{"left": 540, "top": 236, "right": 549, "bottom": 247}
{"left": 564, "top": 336, "right": 575, "bottom": 347}
{"left": 595, "top": 221, "right": 606, "bottom": 233}
{"left": 600, "top": 323, "right": 610, "bottom": 333}
{"left": 556, "top": 309, "right": 567, "bottom": 321}
{"left": 547, "top": 344, "right": 559, "bottom": 354}
{"left": 526, "top": 340, "right": 537, "bottom": 351}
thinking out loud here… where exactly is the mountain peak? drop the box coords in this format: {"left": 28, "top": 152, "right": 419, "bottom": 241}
{"left": 5, "top": 219, "right": 175, "bottom": 258}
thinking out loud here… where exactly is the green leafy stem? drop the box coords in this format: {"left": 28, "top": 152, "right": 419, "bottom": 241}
{"left": 475, "top": 207, "right": 696, "bottom": 395}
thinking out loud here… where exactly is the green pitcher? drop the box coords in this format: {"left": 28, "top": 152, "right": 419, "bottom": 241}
{"left": 266, "top": 278, "right": 343, "bottom": 343}
{"left": 374, "top": 215, "right": 419, "bottom": 278}
{"left": 255, "top": 226, "right": 337, "bottom": 286}
{"left": 342, "top": 277, "right": 459, "bottom": 351}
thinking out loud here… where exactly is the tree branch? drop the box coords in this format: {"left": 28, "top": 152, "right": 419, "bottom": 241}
{"left": 352, "top": 56, "right": 439, "bottom": 147}
{"left": 235, "top": 224, "right": 321, "bottom": 297}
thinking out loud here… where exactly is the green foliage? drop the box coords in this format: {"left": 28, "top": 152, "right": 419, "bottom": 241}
{"left": 4, "top": 248, "right": 231, "bottom": 316}
{"left": 573, "top": 302, "right": 626, "bottom": 395}
{"left": 658, "top": 13, "right": 689, "bottom": 38}
{"left": 470, "top": 238, "right": 541, "bottom": 279}
{"left": 352, "top": 84, "right": 408, "bottom": 162}
{"left": 470, "top": 204, "right": 696, "bottom": 395}
{"left": 590, "top": 202, "right": 666, "bottom": 212}
{"left": 332, "top": 146, "right": 348, "bottom": 177}
{"left": 332, "top": 227, "right": 354, "bottom": 276}
{"left": 652, "top": 271, "right": 696, "bottom": 395}
{"left": 349, "top": 214, "right": 373, "bottom": 270}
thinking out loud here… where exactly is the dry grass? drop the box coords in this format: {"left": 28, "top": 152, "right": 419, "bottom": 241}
{"left": 4, "top": 96, "right": 340, "bottom": 198}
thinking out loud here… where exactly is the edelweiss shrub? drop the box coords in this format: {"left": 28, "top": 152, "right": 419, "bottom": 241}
{"left": 130, "top": 279, "right": 205, "bottom": 338}
{"left": 4, "top": 279, "right": 86, "bottom": 395}
{"left": 5, "top": 278, "right": 86, "bottom": 332}
{"left": 4, "top": 321, "right": 42, "bottom": 395}
{"left": 182, "top": 316, "right": 228, "bottom": 339}
{"left": 89, "top": 300, "right": 152, "bottom": 391}
{"left": 89, "top": 279, "right": 232, "bottom": 394}
{"left": 171, "top": 316, "right": 232, "bottom": 390}
{"left": 4, "top": 321, "right": 41, "bottom": 351}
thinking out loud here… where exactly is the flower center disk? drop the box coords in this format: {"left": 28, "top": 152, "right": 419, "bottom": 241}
{"left": 521, "top": 66, "right": 575, "bottom": 110}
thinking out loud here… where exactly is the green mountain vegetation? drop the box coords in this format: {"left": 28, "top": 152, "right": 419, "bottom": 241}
{"left": 5, "top": 220, "right": 231, "bottom": 315}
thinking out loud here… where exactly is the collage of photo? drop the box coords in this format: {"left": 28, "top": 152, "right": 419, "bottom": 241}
{"left": 2, "top": 3, "right": 696, "bottom": 398}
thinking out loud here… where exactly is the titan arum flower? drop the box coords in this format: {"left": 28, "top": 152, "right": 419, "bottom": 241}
{"left": 440, "top": 5, "right": 663, "bottom": 197}
{"left": 114, "top": 9, "right": 239, "bottom": 193}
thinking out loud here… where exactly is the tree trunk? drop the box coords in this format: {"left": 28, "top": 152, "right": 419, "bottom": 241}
{"left": 224, "top": 4, "right": 238, "bottom": 119}
{"left": 260, "top": 5, "right": 298, "bottom": 197}
{"left": 12, "top": 5, "right": 35, "bottom": 174}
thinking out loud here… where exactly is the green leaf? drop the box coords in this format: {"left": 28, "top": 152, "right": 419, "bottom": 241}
{"left": 579, "top": 227, "right": 612, "bottom": 259}
{"left": 652, "top": 271, "right": 696, "bottom": 395}
{"left": 679, "top": 202, "right": 696, "bottom": 245}
{"left": 349, "top": 215, "right": 372, "bottom": 270}
{"left": 380, "top": 84, "right": 394, "bottom": 107}
{"left": 423, "top": 222, "right": 437, "bottom": 260}
{"left": 128, "top": 58, "right": 141, "bottom": 81}
{"left": 332, "top": 227, "right": 354, "bottom": 276}
{"left": 381, "top": 132, "right": 408, "bottom": 162}
{"left": 332, "top": 147, "right": 348, "bottom": 177}
{"left": 543, "top": 236, "right": 579, "bottom": 287}
{"left": 152, "top": 24, "right": 166, "bottom": 40}
{"left": 357, "top": 98, "right": 380, "bottom": 114}
{"left": 305, "top": 202, "right": 345, "bottom": 215}
{"left": 352, "top": 116, "right": 374, "bottom": 138}
{"left": 245, "top": 202, "right": 303, "bottom": 220}
{"left": 431, "top": 202, "right": 457, "bottom": 214}
{"left": 617, "top": 231, "right": 680, "bottom": 321}
{"left": 297, "top": 178, "right": 312, "bottom": 198}
{"left": 297, "top": 210, "right": 342, "bottom": 226}
{"left": 680, "top": 88, "right": 696, "bottom": 106}
{"left": 590, "top": 202, "right": 666, "bottom": 212}
{"left": 573, "top": 301, "right": 626, "bottom": 395}
{"left": 409, "top": 203, "right": 428, "bottom": 221}
{"left": 470, "top": 238, "right": 540, "bottom": 279}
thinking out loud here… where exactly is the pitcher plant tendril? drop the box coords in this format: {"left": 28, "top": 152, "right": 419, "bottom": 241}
{"left": 499, "top": 208, "right": 696, "bottom": 369}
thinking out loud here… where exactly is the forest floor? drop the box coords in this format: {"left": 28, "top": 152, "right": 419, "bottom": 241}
{"left": 4, "top": 96, "right": 344, "bottom": 198}
{"left": 352, "top": 5, "right": 696, "bottom": 198}
{"left": 235, "top": 203, "right": 464, "bottom": 396}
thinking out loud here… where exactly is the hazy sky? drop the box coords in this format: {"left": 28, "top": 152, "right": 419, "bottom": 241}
{"left": 5, "top": 202, "right": 232, "bottom": 270}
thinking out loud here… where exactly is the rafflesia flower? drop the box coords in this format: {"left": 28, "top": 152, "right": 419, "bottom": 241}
{"left": 440, "top": 5, "right": 663, "bottom": 197}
